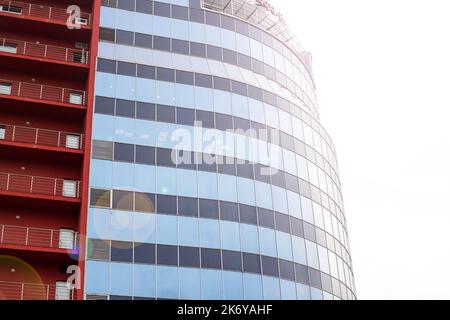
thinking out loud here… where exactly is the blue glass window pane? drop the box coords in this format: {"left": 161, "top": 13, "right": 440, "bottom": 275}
{"left": 195, "top": 87, "right": 214, "bottom": 112}
{"left": 239, "top": 224, "right": 259, "bottom": 254}
{"left": 262, "top": 276, "right": 280, "bottom": 300}
{"left": 223, "top": 271, "right": 243, "bottom": 300}
{"left": 310, "top": 288, "right": 323, "bottom": 300}
{"left": 258, "top": 228, "right": 277, "bottom": 257}
{"left": 221, "top": 29, "right": 236, "bottom": 51}
{"left": 171, "top": 19, "right": 189, "bottom": 40}
{"left": 111, "top": 210, "right": 133, "bottom": 242}
{"left": 88, "top": 208, "right": 111, "bottom": 239}
{"left": 175, "top": 83, "right": 195, "bottom": 108}
{"left": 90, "top": 160, "right": 112, "bottom": 188}
{"left": 306, "top": 240, "right": 320, "bottom": 270}
{"left": 157, "top": 266, "right": 179, "bottom": 299}
{"left": 213, "top": 90, "right": 232, "bottom": 114}
{"left": 178, "top": 217, "right": 199, "bottom": 247}
{"left": 254, "top": 181, "right": 273, "bottom": 210}
{"left": 236, "top": 177, "right": 255, "bottom": 206}
{"left": 114, "top": 117, "right": 135, "bottom": 144}
{"left": 110, "top": 263, "right": 133, "bottom": 296}
{"left": 95, "top": 73, "right": 115, "bottom": 98}
{"left": 136, "top": 79, "right": 156, "bottom": 103}
{"left": 134, "top": 164, "right": 156, "bottom": 193}
{"left": 231, "top": 94, "right": 249, "bottom": 119}
{"left": 133, "top": 264, "right": 156, "bottom": 298}
{"left": 280, "top": 280, "right": 297, "bottom": 300}
{"left": 197, "top": 171, "right": 218, "bottom": 199}
{"left": 85, "top": 261, "right": 109, "bottom": 294}
{"left": 156, "top": 81, "right": 176, "bottom": 105}
{"left": 276, "top": 231, "right": 293, "bottom": 261}
{"left": 157, "top": 215, "right": 177, "bottom": 245}
{"left": 112, "top": 162, "right": 134, "bottom": 189}
{"left": 205, "top": 25, "right": 221, "bottom": 47}
{"left": 272, "top": 186, "right": 288, "bottom": 214}
{"left": 301, "top": 196, "right": 315, "bottom": 224}
{"left": 243, "top": 274, "right": 263, "bottom": 300}
{"left": 248, "top": 98, "right": 265, "bottom": 123}
{"left": 179, "top": 268, "right": 201, "bottom": 299}
{"left": 217, "top": 174, "right": 237, "bottom": 202}
{"left": 292, "top": 236, "right": 307, "bottom": 265}
{"left": 93, "top": 114, "right": 114, "bottom": 141}
{"left": 156, "top": 167, "right": 177, "bottom": 195}
{"left": 116, "top": 9, "right": 134, "bottom": 31}
{"left": 287, "top": 191, "right": 302, "bottom": 219}
{"left": 134, "top": 120, "right": 156, "bottom": 146}
{"left": 153, "top": 16, "right": 171, "bottom": 37}
{"left": 99, "top": 7, "right": 116, "bottom": 29}
{"left": 134, "top": 12, "right": 153, "bottom": 34}
{"left": 201, "top": 270, "right": 222, "bottom": 299}
{"left": 116, "top": 75, "right": 136, "bottom": 100}
{"left": 177, "top": 169, "right": 198, "bottom": 198}
{"left": 134, "top": 212, "right": 156, "bottom": 243}
{"left": 297, "top": 283, "right": 311, "bottom": 300}
{"left": 220, "top": 221, "right": 241, "bottom": 251}
{"left": 199, "top": 219, "right": 220, "bottom": 249}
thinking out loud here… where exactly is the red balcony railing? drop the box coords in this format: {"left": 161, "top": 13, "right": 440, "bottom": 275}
{"left": 0, "top": 123, "right": 84, "bottom": 150}
{"left": 0, "top": 281, "right": 74, "bottom": 300}
{"left": 0, "top": 0, "right": 91, "bottom": 26}
{"left": 0, "top": 224, "right": 78, "bottom": 250}
{"left": 0, "top": 172, "right": 81, "bottom": 198}
{"left": 0, "top": 78, "right": 86, "bottom": 106}
{"left": 0, "top": 37, "right": 89, "bottom": 64}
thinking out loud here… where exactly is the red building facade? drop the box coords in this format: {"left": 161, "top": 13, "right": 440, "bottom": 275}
{"left": 0, "top": 0, "right": 100, "bottom": 300}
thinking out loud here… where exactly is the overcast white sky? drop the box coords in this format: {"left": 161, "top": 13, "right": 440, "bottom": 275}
{"left": 271, "top": 0, "right": 450, "bottom": 299}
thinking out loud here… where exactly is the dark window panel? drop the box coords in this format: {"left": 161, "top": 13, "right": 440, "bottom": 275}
{"left": 178, "top": 197, "right": 198, "bottom": 217}
{"left": 157, "top": 147, "right": 176, "bottom": 168}
{"left": 157, "top": 245, "right": 178, "bottom": 266}
{"left": 309, "top": 268, "right": 322, "bottom": 289}
{"left": 231, "top": 80, "right": 247, "bottom": 96}
{"left": 263, "top": 90, "right": 277, "bottom": 106}
{"left": 304, "top": 222, "right": 317, "bottom": 242}
{"left": 157, "top": 194, "right": 177, "bottom": 215}
{"left": 195, "top": 73, "right": 213, "bottom": 88}
{"left": 213, "top": 76, "right": 231, "bottom": 91}
{"left": 299, "top": 179, "right": 311, "bottom": 198}
{"left": 261, "top": 256, "right": 279, "bottom": 277}
{"left": 177, "top": 108, "right": 195, "bottom": 126}
{"left": 248, "top": 85, "right": 263, "bottom": 101}
{"left": 222, "top": 250, "right": 242, "bottom": 272}
{"left": 136, "top": 0, "right": 153, "bottom": 14}
{"left": 220, "top": 15, "right": 235, "bottom": 31}
{"left": 156, "top": 67, "right": 175, "bottom": 82}
{"left": 285, "top": 173, "right": 300, "bottom": 193}
{"left": 156, "top": 105, "right": 176, "bottom": 123}
{"left": 136, "top": 145, "right": 155, "bottom": 165}
{"left": 201, "top": 248, "right": 221, "bottom": 269}
{"left": 117, "top": 61, "right": 136, "bottom": 77}
{"left": 223, "top": 49, "right": 237, "bottom": 65}
{"left": 275, "top": 212, "right": 290, "bottom": 233}
{"left": 252, "top": 58, "right": 264, "bottom": 75}
{"left": 242, "top": 253, "right": 261, "bottom": 274}
{"left": 189, "top": 8, "right": 204, "bottom": 23}
{"left": 111, "top": 241, "right": 133, "bottom": 262}
{"left": 321, "top": 273, "right": 333, "bottom": 294}
{"left": 219, "top": 201, "right": 239, "bottom": 222}
{"left": 97, "top": 58, "right": 116, "bottom": 73}
{"left": 233, "top": 117, "right": 250, "bottom": 132}
{"left": 215, "top": 113, "right": 233, "bottom": 131}
{"left": 258, "top": 208, "right": 274, "bottom": 229}
{"left": 271, "top": 170, "right": 286, "bottom": 188}
{"left": 153, "top": 36, "right": 171, "bottom": 51}
{"left": 206, "top": 45, "right": 222, "bottom": 60}
{"left": 116, "top": 99, "right": 135, "bottom": 118}
{"left": 239, "top": 204, "right": 257, "bottom": 225}
{"left": 254, "top": 164, "right": 271, "bottom": 184}
{"left": 118, "top": 0, "right": 134, "bottom": 11}
{"left": 205, "top": 11, "right": 220, "bottom": 27}
{"left": 199, "top": 199, "right": 219, "bottom": 219}
{"left": 248, "top": 24, "right": 261, "bottom": 41}
{"left": 196, "top": 153, "right": 217, "bottom": 172}
{"left": 112, "top": 190, "right": 134, "bottom": 211}
{"left": 316, "top": 228, "right": 328, "bottom": 248}
{"left": 116, "top": 30, "right": 134, "bottom": 45}
{"left": 179, "top": 246, "right": 200, "bottom": 267}
{"left": 217, "top": 157, "right": 236, "bottom": 175}
{"left": 99, "top": 27, "right": 115, "bottom": 42}
{"left": 95, "top": 96, "right": 115, "bottom": 115}
{"left": 332, "top": 277, "right": 341, "bottom": 297}
{"left": 109, "top": 295, "right": 132, "bottom": 300}
{"left": 176, "top": 70, "right": 194, "bottom": 85}
{"left": 154, "top": 1, "right": 170, "bottom": 17}
{"left": 137, "top": 64, "right": 155, "bottom": 80}
{"left": 279, "top": 259, "right": 295, "bottom": 281}
{"left": 237, "top": 53, "right": 251, "bottom": 70}
{"left": 196, "top": 110, "right": 214, "bottom": 128}
{"left": 190, "top": 42, "right": 206, "bottom": 58}
{"left": 235, "top": 19, "right": 248, "bottom": 36}
{"left": 172, "top": 38, "right": 189, "bottom": 55}
{"left": 265, "top": 65, "right": 277, "bottom": 82}
{"left": 134, "top": 243, "right": 155, "bottom": 264}
{"left": 295, "top": 264, "right": 309, "bottom": 285}
{"left": 136, "top": 101, "right": 156, "bottom": 120}
{"left": 135, "top": 192, "right": 155, "bottom": 213}
{"left": 236, "top": 162, "right": 254, "bottom": 179}
{"left": 290, "top": 217, "right": 304, "bottom": 238}
{"left": 92, "top": 140, "right": 114, "bottom": 160}
{"left": 261, "top": 31, "right": 273, "bottom": 47}
{"left": 177, "top": 150, "right": 196, "bottom": 170}
{"left": 114, "top": 142, "right": 135, "bottom": 163}
{"left": 90, "top": 189, "right": 111, "bottom": 208}
{"left": 172, "top": 4, "right": 188, "bottom": 20}
{"left": 87, "top": 239, "right": 110, "bottom": 260}
{"left": 135, "top": 33, "right": 153, "bottom": 48}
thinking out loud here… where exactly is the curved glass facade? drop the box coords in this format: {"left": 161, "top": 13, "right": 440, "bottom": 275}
{"left": 85, "top": 0, "right": 355, "bottom": 300}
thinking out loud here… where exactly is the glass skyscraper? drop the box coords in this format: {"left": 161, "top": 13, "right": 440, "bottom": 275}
{"left": 85, "top": 0, "right": 356, "bottom": 300}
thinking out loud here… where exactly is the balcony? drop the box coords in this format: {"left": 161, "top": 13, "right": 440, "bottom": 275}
{"left": 0, "top": 37, "right": 89, "bottom": 65}
{"left": 0, "top": 78, "right": 86, "bottom": 106}
{"left": 0, "top": 172, "right": 81, "bottom": 199}
{"left": 0, "top": 0, "right": 91, "bottom": 27}
{"left": 0, "top": 123, "right": 84, "bottom": 151}
{"left": 0, "top": 281, "right": 74, "bottom": 300}
{"left": 0, "top": 224, "right": 78, "bottom": 251}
